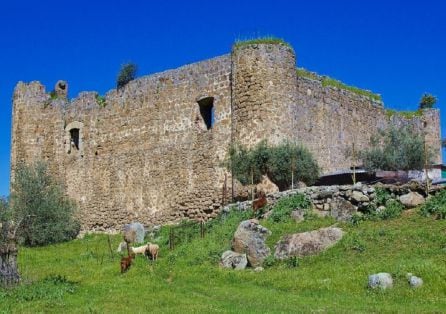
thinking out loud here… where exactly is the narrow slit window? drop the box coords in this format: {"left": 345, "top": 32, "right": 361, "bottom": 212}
{"left": 197, "top": 97, "right": 214, "bottom": 130}
{"left": 70, "top": 128, "right": 80, "bottom": 150}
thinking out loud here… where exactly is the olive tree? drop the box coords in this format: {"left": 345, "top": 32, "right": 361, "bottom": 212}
{"left": 0, "top": 197, "right": 20, "bottom": 286}
{"left": 360, "top": 126, "right": 432, "bottom": 171}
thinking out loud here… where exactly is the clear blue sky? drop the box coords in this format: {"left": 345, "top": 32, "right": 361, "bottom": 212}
{"left": 1, "top": 0, "right": 445, "bottom": 197}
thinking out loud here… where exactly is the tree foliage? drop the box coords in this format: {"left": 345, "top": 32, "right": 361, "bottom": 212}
{"left": 0, "top": 197, "right": 10, "bottom": 243}
{"left": 10, "top": 162, "right": 80, "bottom": 246}
{"left": 360, "top": 126, "right": 431, "bottom": 171}
{"left": 226, "top": 140, "right": 320, "bottom": 190}
{"left": 116, "top": 62, "right": 138, "bottom": 90}
{"left": 419, "top": 93, "right": 437, "bottom": 109}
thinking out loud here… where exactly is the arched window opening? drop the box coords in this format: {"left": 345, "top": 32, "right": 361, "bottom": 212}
{"left": 197, "top": 96, "right": 215, "bottom": 130}
{"left": 65, "top": 121, "right": 84, "bottom": 155}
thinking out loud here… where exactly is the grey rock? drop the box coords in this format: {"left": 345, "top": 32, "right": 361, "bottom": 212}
{"left": 232, "top": 219, "right": 271, "bottom": 267}
{"left": 123, "top": 222, "right": 145, "bottom": 244}
{"left": 353, "top": 182, "right": 363, "bottom": 191}
{"left": 352, "top": 191, "right": 369, "bottom": 203}
{"left": 254, "top": 266, "right": 264, "bottom": 272}
{"left": 368, "top": 273, "right": 393, "bottom": 289}
{"left": 407, "top": 273, "right": 423, "bottom": 288}
{"left": 274, "top": 227, "right": 344, "bottom": 259}
{"left": 220, "top": 250, "right": 248, "bottom": 270}
{"left": 399, "top": 192, "right": 425, "bottom": 208}
{"left": 116, "top": 241, "right": 128, "bottom": 253}
{"left": 330, "top": 199, "right": 357, "bottom": 221}
{"left": 291, "top": 209, "right": 305, "bottom": 222}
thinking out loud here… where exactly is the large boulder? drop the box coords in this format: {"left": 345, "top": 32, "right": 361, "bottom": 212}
{"left": 399, "top": 192, "right": 424, "bottom": 208}
{"left": 220, "top": 250, "right": 248, "bottom": 270}
{"left": 368, "top": 273, "right": 393, "bottom": 289}
{"left": 256, "top": 175, "right": 279, "bottom": 195}
{"left": 123, "top": 222, "right": 145, "bottom": 244}
{"left": 232, "top": 219, "right": 271, "bottom": 267}
{"left": 274, "top": 227, "right": 344, "bottom": 259}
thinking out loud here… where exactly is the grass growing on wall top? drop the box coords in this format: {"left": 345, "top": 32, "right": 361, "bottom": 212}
{"left": 297, "top": 67, "right": 382, "bottom": 103}
{"left": 1, "top": 209, "right": 445, "bottom": 313}
{"left": 385, "top": 108, "right": 424, "bottom": 119}
{"left": 233, "top": 36, "right": 292, "bottom": 49}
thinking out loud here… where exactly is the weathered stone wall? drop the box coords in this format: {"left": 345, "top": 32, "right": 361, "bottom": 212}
{"left": 10, "top": 42, "right": 442, "bottom": 231}
{"left": 11, "top": 56, "right": 232, "bottom": 231}
{"left": 294, "top": 75, "right": 442, "bottom": 174}
{"left": 232, "top": 44, "right": 297, "bottom": 148}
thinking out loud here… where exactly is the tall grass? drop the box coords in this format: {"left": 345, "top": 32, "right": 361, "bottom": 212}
{"left": 1, "top": 210, "right": 445, "bottom": 313}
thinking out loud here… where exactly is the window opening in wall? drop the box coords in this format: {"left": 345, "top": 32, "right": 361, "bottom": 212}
{"left": 70, "top": 128, "right": 80, "bottom": 150}
{"left": 197, "top": 97, "right": 215, "bottom": 130}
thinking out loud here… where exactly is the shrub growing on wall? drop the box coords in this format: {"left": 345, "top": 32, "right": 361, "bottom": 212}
{"left": 226, "top": 140, "right": 320, "bottom": 189}
{"left": 116, "top": 62, "right": 138, "bottom": 90}
{"left": 10, "top": 162, "right": 80, "bottom": 246}
{"left": 419, "top": 93, "right": 437, "bottom": 110}
{"left": 360, "top": 126, "right": 431, "bottom": 171}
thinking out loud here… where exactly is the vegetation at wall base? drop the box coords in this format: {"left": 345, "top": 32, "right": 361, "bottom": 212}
{"left": 420, "top": 189, "right": 446, "bottom": 219}
{"left": 226, "top": 140, "right": 320, "bottom": 189}
{"left": 10, "top": 162, "right": 80, "bottom": 246}
{"left": 268, "top": 193, "right": 311, "bottom": 223}
{"left": 360, "top": 125, "right": 431, "bottom": 171}
{"left": 0, "top": 209, "right": 444, "bottom": 312}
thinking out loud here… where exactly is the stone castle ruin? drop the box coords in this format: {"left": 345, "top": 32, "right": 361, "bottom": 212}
{"left": 10, "top": 42, "right": 442, "bottom": 231}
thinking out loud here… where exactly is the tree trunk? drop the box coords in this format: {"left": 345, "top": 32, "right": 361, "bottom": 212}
{"left": 0, "top": 239, "right": 20, "bottom": 287}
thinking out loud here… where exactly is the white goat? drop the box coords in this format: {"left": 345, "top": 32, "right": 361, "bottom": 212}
{"left": 130, "top": 244, "right": 149, "bottom": 256}
{"left": 145, "top": 242, "right": 159, "bottom": 261}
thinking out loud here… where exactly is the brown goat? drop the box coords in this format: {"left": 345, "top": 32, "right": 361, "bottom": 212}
{"left": 120, "top": 254, "right": 135, "bottom": 273}
{"left": 252, "top": 191, "right": 267, "bottom": 215}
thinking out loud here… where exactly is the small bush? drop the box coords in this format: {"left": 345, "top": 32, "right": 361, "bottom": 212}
{"left": 116, "top": 62, "right": 137, "bottom": 90}
{"left": 95, "top": 94, "right": 107, "bottom": 108}
{"left": 225, "top": 140, "right": 320, "bottom": 189}
{"left": 267, "top": 141, "right": 320, "bottom": 189}
{"left": 420, "top": 190, "right": 446, "bottom": 219}
{"left": 360, "top": 126, "right": 431, "bottom": 171}
{"left": 286, "top": 256, "right": 299, "bottom": 268}
{"left": 378, "top": 200, "right": 404, "bottom": 220}
{"left": 374, "top": 188, "right": 391, "bottom": 206}
{"left": 419, "top": 93, "right": 437, "bottom": 109}
{"left": 262, "top": 255, "right": 278, "bottom": 268}
{"left": 268, "top": 194, "right": 311, "bottom": 223}
{"left": 10, "top": 162, "right": 80, "bottom": 246}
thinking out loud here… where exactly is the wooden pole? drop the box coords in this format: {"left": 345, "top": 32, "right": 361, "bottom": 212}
{"left": 251, "top": 167, "right": 254, "bottom": 201}
{"left": 352, "top": 142, "right": 356, "bottom": 185}
{"left": 424, "top": 140, "right": 430, "bottom": 195}
{"left": 107, "top": 235, "right": 114, "bottom": 260}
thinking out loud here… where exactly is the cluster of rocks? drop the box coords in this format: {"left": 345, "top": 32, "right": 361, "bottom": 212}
{"left": 368, "top": 272, "right": 423, "bottom": 289}
{"left": 221, "top": 219, "right": 345, "bottom": 270}
{"left": 224, "top": 182, "right": 430, "bottom": 221}
{"left": 221, "top": 219, "right": 271, "bottom": 270}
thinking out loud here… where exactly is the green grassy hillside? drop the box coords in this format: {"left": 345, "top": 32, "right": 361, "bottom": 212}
{"left": 1, "top": 209, "right": 445, "bottom": 313}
